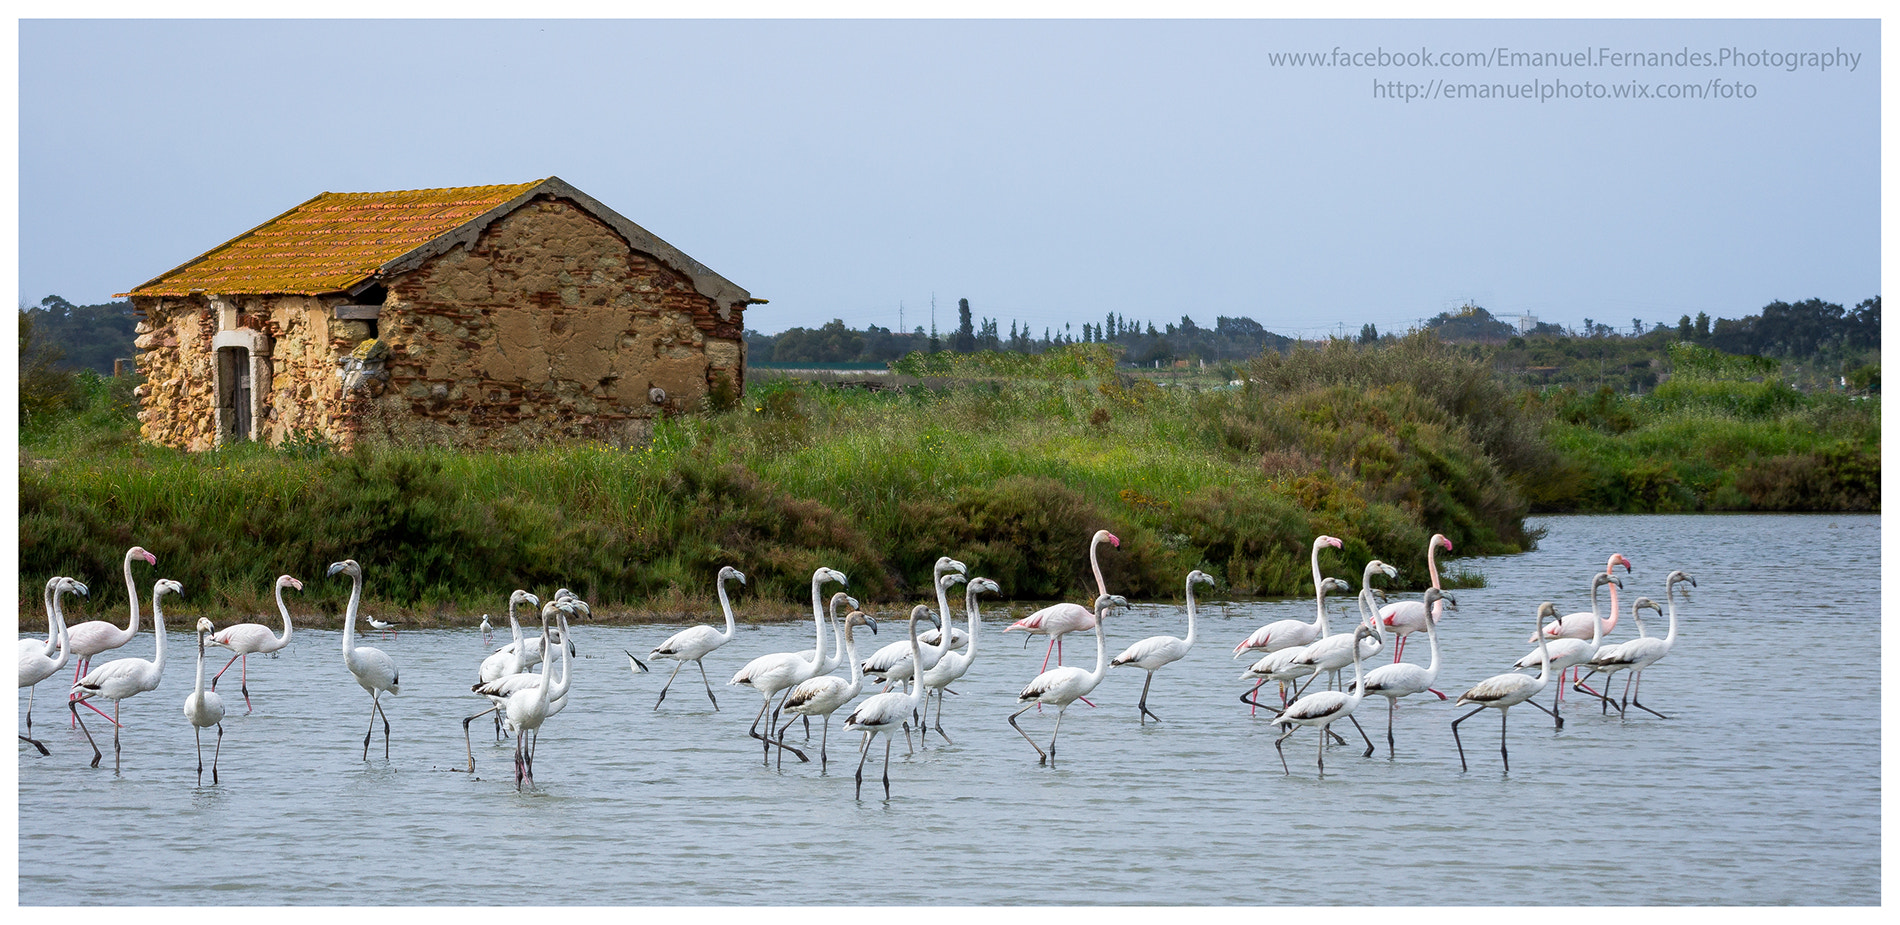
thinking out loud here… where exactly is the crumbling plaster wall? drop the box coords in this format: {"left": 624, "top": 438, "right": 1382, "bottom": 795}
{"left": 356, "top": 197, "right": 746, "bottom": 448}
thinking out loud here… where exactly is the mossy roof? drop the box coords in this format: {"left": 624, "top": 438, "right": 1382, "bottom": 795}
{"left": 116, "top": 177, "right": 756, "bottom": 309}
{"left": 120, "top": 181, "right": 545, "bottom": 298}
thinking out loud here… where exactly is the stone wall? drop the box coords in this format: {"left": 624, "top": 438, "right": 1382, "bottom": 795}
{"left": 133, "top": 195, "right": 747, "bottom": 451}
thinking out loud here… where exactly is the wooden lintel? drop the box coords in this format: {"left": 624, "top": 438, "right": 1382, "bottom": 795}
{"left": 334, "top": 305, "right": 382, "bottom": 321}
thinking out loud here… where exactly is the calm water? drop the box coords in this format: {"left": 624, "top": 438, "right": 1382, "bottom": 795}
{"left": 16, "top": 514, "right": 1880, "bottom": 905}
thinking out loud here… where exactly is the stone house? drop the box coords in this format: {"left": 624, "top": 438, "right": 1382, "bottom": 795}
{"left": 119, "top": 176, "right": 758, "bottom": 450}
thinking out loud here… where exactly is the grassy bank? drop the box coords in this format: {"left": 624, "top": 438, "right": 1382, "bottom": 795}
{"left": 18, "top": 337, "right": 1876, "bottom": 624}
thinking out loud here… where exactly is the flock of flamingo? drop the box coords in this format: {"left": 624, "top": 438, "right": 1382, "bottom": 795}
{"left": 17, "top": 530, "right": 1693, "bottom": 796}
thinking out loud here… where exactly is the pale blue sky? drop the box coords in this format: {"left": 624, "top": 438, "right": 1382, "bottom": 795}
{"left": 17, "top": 18, "right": 1880, "bottom": 338}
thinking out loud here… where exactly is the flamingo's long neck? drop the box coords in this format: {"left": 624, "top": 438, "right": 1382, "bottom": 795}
{"left": 1530, "top": 613, "right": 1553, "bottom": 686}
{"left": 1309, "top": 541, "right": 1326, "bottom": 626}
{"left": 549, "top": 608, "right": 574, "bottom": 700}
{"left": 808, "top": 575, "right": 829, "bottom": 667}
{"left": 149, "top": 587, "right": 168, "bottom": 673}
{"left": 342, "top": 571, "right": 363, "bottom": 655}
{"left": 1664, "top": 583, "right": 1681, "bottom": 647}
{"left": 962, "top": 589, "right": 982, "bottom": 660}
{"left": 1089, "top": 534, "right": 1110, "bottom": 599}
{"left": 1358, "top": 588, "right": 1384, "bottom": 643}
{"left": 274, "top": 582, "right": 295, "bottom": 648}
{"left": 1084, "top": 605, "right": 1109, "bottom": 688}
{"left": 121, "top": 550, "right": 144, "bottom": 638}
{"left": 1182, "top": 581, "right": 1198, "bottom": 649}
{"left": 716, "top": 576, "right": 737, "bottom": 643}
{"left": 842, "top": 622, "right": 864, "bottom": 695}
{"left": 1422, "top": 605, "right": 1441, "bottom": 676}
{"left": 508, "top": 598, "right": 525, "bottom": 648}
{"left": 193, "top": 630, "right": 210, "bottom": 697}
{"left": 1603, "top": 558, "right": 1624, "bottom": 633}
{"left": 41, "top": 581, "right": 56, "bottom": 647}
{"left": 904, "top": 612, "right": 927, "bottom": 712}
{"left": 1344, "top": 632, "right": 1366, "bottom": 709}
{"left": 826, "top": 599, "right": 848, "bottom": 668}
{"left": 1427, "top": 539, "right": 1447, "bottom": 622}
{"left": 48, "top": 587, "right": 72, "bottom": 671}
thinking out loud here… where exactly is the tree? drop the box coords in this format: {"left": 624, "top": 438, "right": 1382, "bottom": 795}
{"left": 954, "top": 298, "right": 975, "bottom": 353}
{"left": 1359, "top": 323, "right": 1379, "bottom": 344}
{"left": 1677, "top": 315, "right": 1693, "bottom": 340}
{"left": 1695, "top": 312, "right": 1710, "bottom": 339}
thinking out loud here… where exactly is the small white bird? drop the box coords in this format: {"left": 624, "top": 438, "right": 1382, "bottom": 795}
{"left": 365, "top": 615, "right": 399, "bottom": 638}
{"left": 182, "top": 617, "right": 227, "bottom": 784}
{"left": 479, "top": 613, "right": 494, "bottom": 643}
{"left": 1111, "top": 570, "right": 1213, "bottom": 723}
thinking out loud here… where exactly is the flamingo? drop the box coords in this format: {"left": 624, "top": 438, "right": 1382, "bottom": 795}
{"left": 503, "top": 600, "right": 574, "bottom": 789}
{"left": 1289, "top": 560, "right": 1394, "bottom": 696}
{"left": 461, "top": 600, "right": 576, "bottom": 774}
{"left": 1003, "top": 528, "right": 1119, "bottom": 670}
{"left": 19, "top": 577, "right": 85, "bottom": 755}
{"left": 1575, "top": 596, "right": 1662, "bottom": 715}
{"left": 1112, "top": 570, "right": 1213, "bottom": 723}
{"left": 65, "top": 546, "right": 156, "bottom": 721}
{"left": 71, "top": 577, "right": 178, "bottom": 771}
{"left": 1358, "top": 587, "right": 1454, "bottom": 752}
{"left": 1512, "top": 571, "right": 1617, "bottom": 709}
{"left": 648, "top": 566, "right": 746, "bottom": 710}
{"left": 917, "top": 555, "right": 969, "bottom": 647}
{"left": 1234, "top": 535, "right": 1343, "bottom": 658}
{"left": 1238, "top": 575, "right": 1349, "bottom": 716}
{"left": 1378, "top": 532, "right": 1452, "bottom": 662}
{"left": 787, "top": 589, "right": 860, "bottom": 740}
{"left": 860, "top": 573, "right": 965, "bottom": 688}
{"left": 843, "top": 605, "right": 936, "bottom": 798}
{"left": 729, "top": 566, "right": 847, "bottom": 765}
{"left": 1007, "top": 594, "right": 1127, "bottom": 766}
{"left": 779, "top": 610, "right": 877, "bottom": 768}
{"left": 328, "top": 559, "right": 401, "bottom": 761}
{"left": 1452, "top": 602, "right": 1564, "bottom": 772}
{"left": 182, "top": 617, "right": 227, "bottom": 784}
{"left": 916, "top": 576, "right": 1001, "bottom": 743}
{"left": 207, "top": 574, "right": 302, "bottom": 713}
{"left": 478, "top": 590, "right": 543, "bottom": 684}
{"left": 1270, "top": 624, "right": 1378, "bottom": 773}
{"left": 1579, "top": 570, "right": 1694, "bottom": 718}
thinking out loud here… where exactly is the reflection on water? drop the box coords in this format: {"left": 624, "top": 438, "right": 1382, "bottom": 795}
{"left": 17, "top": 514, "right": 1879, "bottom": 905}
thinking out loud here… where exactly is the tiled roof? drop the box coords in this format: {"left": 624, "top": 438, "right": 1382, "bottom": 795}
{"left": 120, "top": 181, "right": 545, "bottom": 297}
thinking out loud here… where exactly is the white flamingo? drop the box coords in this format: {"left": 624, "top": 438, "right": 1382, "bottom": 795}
{"left": 71, "top": 577, "right": 178, "bottom": 771}
{"left": 1234, "top": 535, "right": 1343, "bottom": 657}
{"left": 1515, "top": 571, "right": 1619, "bottom": 707}
{"left": 1271, "top": 624, "right": 1378, "bottom": 773}
{"left": 1580, "top": 570, "right": 1694, "bottom": 718}
{"left": 729, "top": 566, "right": 847, "bottom": 765}
{"left": 65, "top": 546, "right": 156, "bottom": 720}
{"left": 916, "top": 576, "right": 1001, "bottom": 743}
{"left": 1003, "top": 529, "right": 1119, "bottom": 670}
{"left": 779, "top": 610, "right": 877, "bottom": 768}
{"left": 328, "top": 559, "right": 400, "bottom": 761}
{"left": 1378, "top": 532, "right": 1452, "bottom": 662}
{"left": 1358, "top": 587, "right": 1454, "bottom": 752}
{"left": 648, "top": 566, "right": 746, "bottom": 710}
{"left": 1112, "top": 570, "right": 1213, "bottom": 723}
{"left": 1575, "top": 596, "right": 1662, "bottom": 715}
{"left": 19, "top": 576, "right": 85, "bottom": 755}
{"left": 860, "top": 573, "right": 965, "bottom": 688}
{"left": 183, "top": 617, "right": 227, "bottom": 784}
{"left": 463, "top": 600, "right": 580, "bottom": 774}
{"left": 1007, "top": 594, "right": 1127, "bottom": 766}
{"left": 1453, "top": 602, "right": 1563, "bottom": 772}
{"left": 843, "top": 605, "right": 935, "bottom": 799}
{"left": 1289, "top": 560, "right": 1394, "bottom": 696}
{"left": 503, "top": 600, "right": 574, "bottom": 789}
{"left": 1237, "top": 577, "right": 1350, "bottom": 721}
{"left": 207, "top": 574, "right": 302, "bottom": 713}
{"left": 478, "top": 590, "right": 543, "bottom": 684}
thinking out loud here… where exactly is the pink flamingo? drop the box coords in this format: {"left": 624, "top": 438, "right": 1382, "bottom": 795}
{"left": 1378, "top": 533, "right": 1452, "bottom": 662}
{"left": 65, "top": 546, "right": 156, "bottom": 724}
{"left": 1233, "top": 535, "right": 1344, "bottom": 658}
{"left": 1003, "top": 528, "right": 1119, "bottom": 671}
{"left": 207, "top": 574, "right": 302, "bottom": 713}
{"left": 71, "top": 578, "right": 179, "bottom": 771}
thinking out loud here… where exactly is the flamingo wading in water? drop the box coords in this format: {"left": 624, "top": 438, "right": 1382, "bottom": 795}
{"left": 183, "top": 617, "right": 227, "bottom": 783}
{"left": 1234, "top": 535, "right": 1343, "bottom": 659}
{"left": 207, "top": 574, "right": 302, "bottom": 713}
{"left": 1004, "top": 529, "right": 1118, "bottom": 670}
{"left": 1453, "top": 602, "right": 1564, "bottom": 772}
{"left": 65, "top": 546, "right": 156, "bottom": 724}
{"left": 71, "top": 577, "right": 179, "bottom": 771}
{"left": 1112, "top": 570, "right": 1213, "bottom": 723}
{"left": 1270, "top": 624, "right": 1378, "bottom": 773}
{"left": 648, "top": 566, "right": 745, "bottom": 710}
{"left": 328, "top": 559, "right": 401, "bottom": 761}
{"left": 1007, "top": 594, "right": 1127, "bottom": 765}
{"left": 1358, "top": 587, "right": 1454, "bottom": 752}
{"left": 1378, "top": 532, "right": 1452, "bottom": 662}
{"left": 19, "top": 577, "right": 85, "bottom": 755}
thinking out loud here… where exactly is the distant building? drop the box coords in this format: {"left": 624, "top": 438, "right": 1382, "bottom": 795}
{"left": 119, "top": 177, "right": 759, "bottom": 450}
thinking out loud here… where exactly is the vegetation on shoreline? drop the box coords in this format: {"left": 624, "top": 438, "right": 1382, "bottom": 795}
{"left": 19, "top": 330, "right": 1878, "bottom": 624}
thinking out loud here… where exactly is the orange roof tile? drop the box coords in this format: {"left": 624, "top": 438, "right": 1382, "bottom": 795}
{"left": 121, "top": 181, "right": 545, "bottom": 298}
